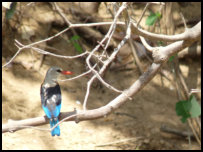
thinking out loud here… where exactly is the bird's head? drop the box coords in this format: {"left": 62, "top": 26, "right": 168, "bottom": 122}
{"left": 43, "top": 66, "right": 72, "bottom": 85}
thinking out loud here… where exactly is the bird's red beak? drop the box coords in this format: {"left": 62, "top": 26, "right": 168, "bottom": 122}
{"left": 61, "top": 71, "right": 73, "bottom": 75}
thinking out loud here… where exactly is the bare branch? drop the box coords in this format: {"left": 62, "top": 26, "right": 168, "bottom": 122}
{"left": 83, "top": 2, "right": 130, "bottom": 110}
{"left": 2, "top": 21, "right": 125, "bottom": 68}
{"left": 132, "top": 21, "right": 201, "bottom": 42}
{"left": 2, "top": 62, "right": 162, "bottom": 133}
{"left": 139, "top": 36, "right": 154, "bottom": 52}
{"left": 128, "top": 38, "right": 143, "bottom": 74}
{"left": 59, "top": 64, "right": 97, "bottom": 82}
{"left": 137, "top": 3, "right": 150, "bottom": 27}
{"left": 180, "top": 12, "right": 187, "bottom": 29}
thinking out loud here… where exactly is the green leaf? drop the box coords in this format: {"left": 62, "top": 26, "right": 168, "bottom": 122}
{"left": 169, "top": 55, "right": 175, "bottom": 62}
{"left": 70, "top": 35, "right": 80, "bottom": 41}
{"left": 146, "top": 11, "right": 161, "bottom": 26}
{"left": 168, "top": 54, "right": 178, "bottom": 62}
{"left": 189, "top": 95, "right": 201, "bottom": 118}
{"left": 69, "top": 35, "right": 83, "bottom": 53}
{"left": 155, "top": 12, "right": 162, "bottom": 19}
{"left": 73, "top": 42, "right": 83, "bottom": 53}
{"left": 176, "top": 100, "right": 191, "bottom": 123}
{"left": 176, "top": 95, "right": 201, "bottom": 123}
{"left": 157, "top": 41, "right": 165, "bottom": 46}
{"left": 6, "top": 2, "right": 17, "bottom": 20}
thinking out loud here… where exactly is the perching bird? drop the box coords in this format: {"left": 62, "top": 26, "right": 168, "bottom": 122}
{"left": 40, "top": 66, "right": 72, "bottom": 136}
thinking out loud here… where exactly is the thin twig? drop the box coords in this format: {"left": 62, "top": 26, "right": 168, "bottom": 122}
{"left": 128, "top": 38, "right": 143, "bottom": 74}
{"left": 137, "top": 3, "right": 150, "bottom": 27}
{"left": 83, "top": 2, "right": 130, "bottom": 110}
{"left": 114, "top": 112, "right": 136, "bottom": 119}
{"left": 180, "top": 12, "right": 187, "bottom": 29}
{"left": 95, "top": 137, "right": 139, "bottom": 147}
{"left": 53, "top": 2, "right": 85, "bottom": 52}
{"left": 59, "top": 64, "right": 97, "bottom": 82}
{"left": 188, "top": 119, "right": 201, "bottom": 145}
{"left": 160, "top": 125, "right": 194, "bottom": 138}
{"left": 2, "top": 21, "right": 125, "bottom": 68}
{"left": 139, "top": 36, "right": 154, "bottom": 52}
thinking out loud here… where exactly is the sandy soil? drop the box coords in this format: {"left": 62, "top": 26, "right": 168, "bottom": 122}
{"left": 2, "top": 2, "right": 201, "bottom": 150}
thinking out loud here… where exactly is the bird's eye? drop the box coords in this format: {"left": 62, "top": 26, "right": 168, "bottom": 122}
{"left": 56, "top": 69, "right": 62, "bottom": 73}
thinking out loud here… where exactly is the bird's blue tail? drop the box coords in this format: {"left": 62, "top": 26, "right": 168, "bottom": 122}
{"left": 50, "top": 119, "right": 60, "bottom": 136}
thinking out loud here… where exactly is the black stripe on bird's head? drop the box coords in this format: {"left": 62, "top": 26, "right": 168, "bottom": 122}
{"left": 43, "top": 66, "right": 72, "bottom": 85}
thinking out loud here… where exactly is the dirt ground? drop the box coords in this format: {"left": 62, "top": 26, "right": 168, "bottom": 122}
{"left": 2, "top": 2, "right": 201, "bottom": 150}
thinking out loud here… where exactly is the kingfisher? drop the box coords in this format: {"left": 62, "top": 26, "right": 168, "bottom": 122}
{"left": 40, "top": 66, "right": 73, "bottom": 136}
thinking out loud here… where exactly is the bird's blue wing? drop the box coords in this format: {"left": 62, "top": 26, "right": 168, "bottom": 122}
{"left": 40, "top": 84, "right": 62, "bottom": 118}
